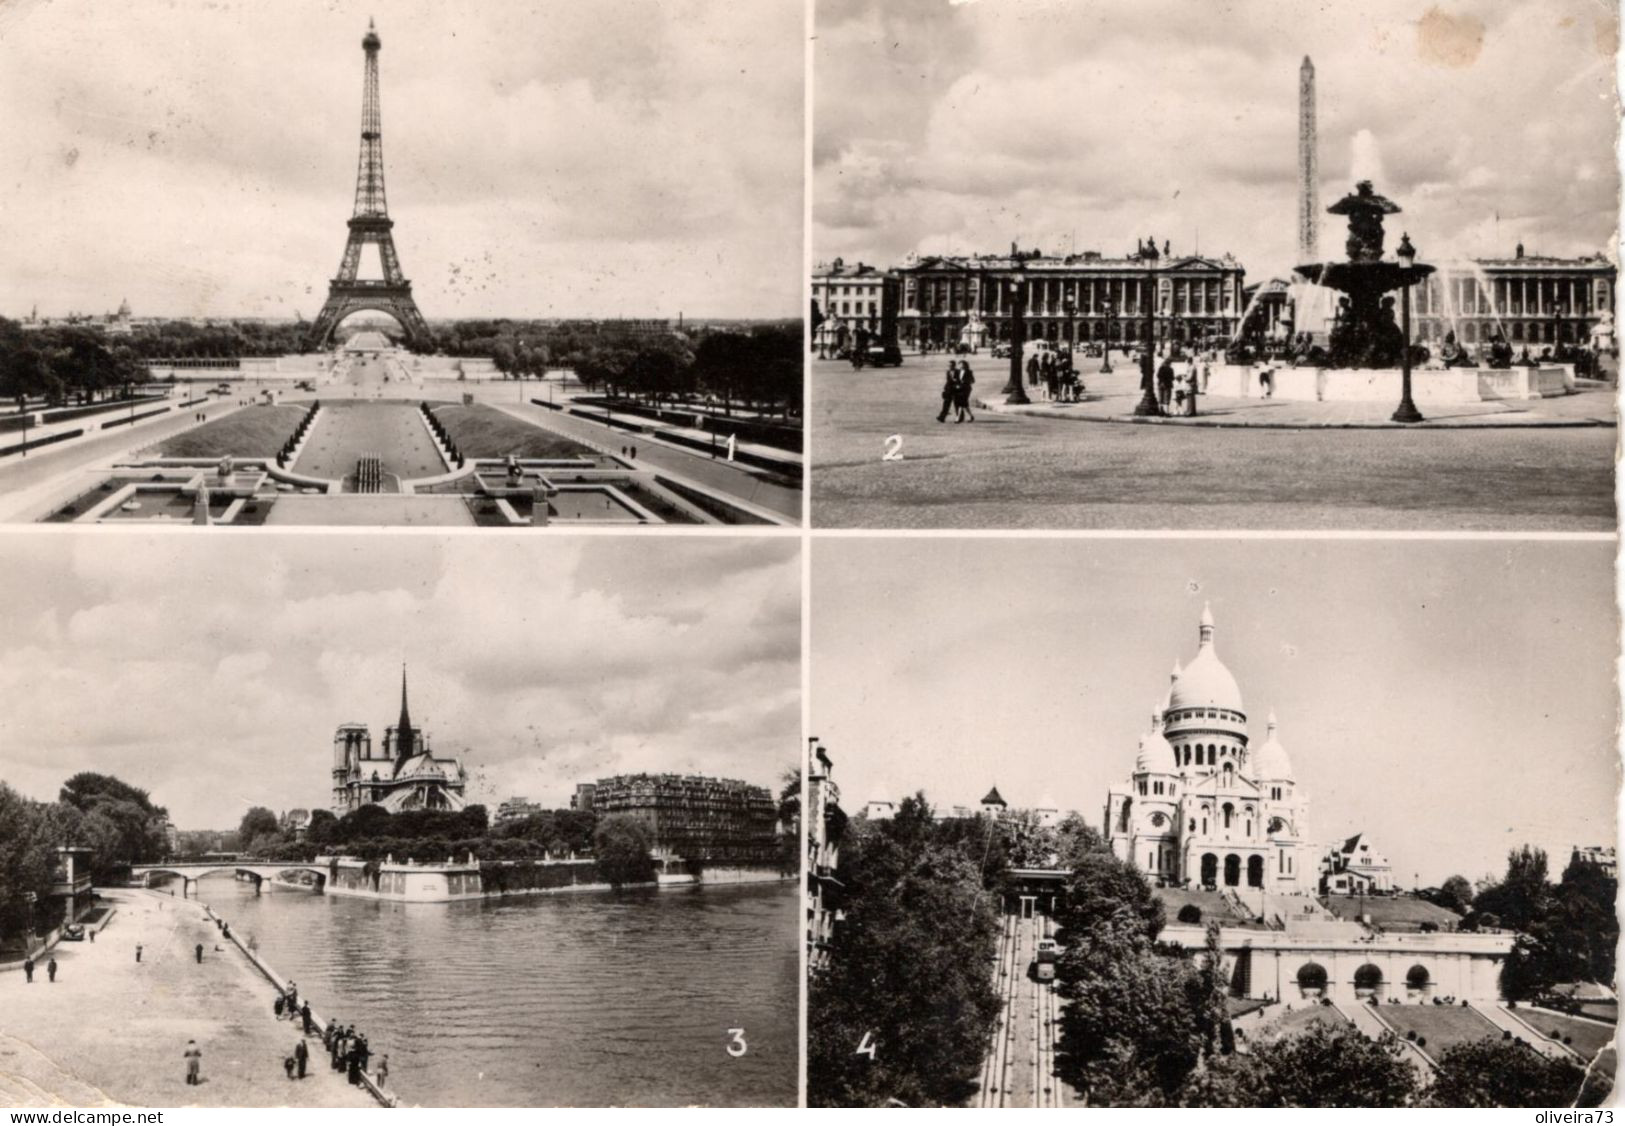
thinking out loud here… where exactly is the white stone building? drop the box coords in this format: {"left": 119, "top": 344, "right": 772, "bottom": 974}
{"left": 1104, "top": 605, "right": 1313, "bottom": 912}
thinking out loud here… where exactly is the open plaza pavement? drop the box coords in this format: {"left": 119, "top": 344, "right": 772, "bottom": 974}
{"left": 810, "top": 353, "right": 1617, "bottom": 530}
{"left": 0, "top": 890, "right": 376, "bottom": 1109}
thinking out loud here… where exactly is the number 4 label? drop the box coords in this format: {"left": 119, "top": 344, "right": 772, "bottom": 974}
{"left": 856, "top": 1030, "right": 878, "bottom": 1060}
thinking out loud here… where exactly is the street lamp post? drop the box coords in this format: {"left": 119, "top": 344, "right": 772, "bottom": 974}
{"left": 1100, "top": 297, "right": 1115, "bottom": 374}
{"left": 1001, "top": 269, "right": 1031, "bottom": 404}
{"left": 1391, "top": 232, "right": 1424, "bottom": 424}
{"left": 1063, "top": 297, "right": 1076, "bottom": 355}
{"left": 1132, "top": 266, "right": 1163, "bottom": 416}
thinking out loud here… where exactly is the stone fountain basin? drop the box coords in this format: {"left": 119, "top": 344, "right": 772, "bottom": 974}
{"left": 1209, "top": 363, "right": 1572, "bottom": 403}
{"left": 1295, "top": 260, "right": 1434, "bottom": 293}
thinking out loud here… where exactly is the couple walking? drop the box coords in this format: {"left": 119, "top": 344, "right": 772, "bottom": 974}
{"left": 935, "top": 360, "right": 976, "bottom": 424}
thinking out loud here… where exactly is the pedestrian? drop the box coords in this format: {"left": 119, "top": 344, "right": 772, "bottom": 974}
{"left": 1026, "top": 351, "right": 1040, "bottom": 388}
{"left": 294, "top": 1039, "right": 309, "bottom": 1080}
{"left": 935, "top": 362, "right": 956, "bottom": 423}
{"left": 286, "top": 981, "right": 298, "bottom": 1010}
{"left": 136, "top": 944, "right": 143, "bottom": 963}
{"left": 23, "top": 957, "right": 33, "bottom": 983}
{"left": 284, "top": 1055, "right": 295, "bottom": 1080}
{"left": 1156, "top": 355, "right": 1175, "bottom": 414}
{"left": 195, "top": 943, "right": 203, "bottom": 964}
{"left": 376, "top": 1054, "right": 389, "bottom": 1089}
{"left": 356, "top": 1035, "right": 370, "bottom": 1073}
{"left": 301, "top": 1001, "right": 312, "bottom": 1035}
{"left": 347, "top": 1043, "right": 361, "bottom": 1085}
{"left": 275, "top": 994, "right": 286, "bottom": 1019}
{"left": 184, "top": 1040, "right": 202, "bottom": 1086}
{"left": 88, "top": 929, "right": 95, "bottom": 943}
{"left": 952, "top": 361, "right": 975, "bottom": 423}
{"left": 1184, "top": 366, "right": 1199, "bottom": 417}
{"left": 46, "top": 957, "right": 56, "bottom": 983}
{"left": 630, "top": 445, "right": 637, "bottom": 460}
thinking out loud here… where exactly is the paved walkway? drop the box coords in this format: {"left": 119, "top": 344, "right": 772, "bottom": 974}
{"left": 811, "top": 358, "right": 1616, "bottom": 530}
{"left": 0, "top": 890, "right": 374, "bottom": 1109}
{"left": 0, "top": 403, "right": 244, "bottom": 523}
{"left": 970, "top": 358, "right": 1616, "bottom": 428}
{"left": 292, "top": 402, "right": 444, "bottom": 489}
{"left": 487, "top": 400, "right": 801, "bottom": 522}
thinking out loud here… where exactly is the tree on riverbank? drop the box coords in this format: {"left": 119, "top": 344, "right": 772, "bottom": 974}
{"left": 593, "top": 816, "right": 657, "bottom": 889}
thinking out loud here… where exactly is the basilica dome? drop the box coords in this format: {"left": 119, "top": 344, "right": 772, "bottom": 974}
{"left": 1252, "top": 710, "right": 1293, "bottom": 780}
{"left": 1135, "top": 715, "right": 1178, "bottom": 775}
{"left": 1167, "top": 604, "right": 1245, "bottom": 716}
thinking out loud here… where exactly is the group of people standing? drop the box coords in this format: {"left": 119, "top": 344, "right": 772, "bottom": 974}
{"left": 1144, "top": 350, "right": 1212, "bottom": 417}
{"left": 1025, "top": 348, "right": 1084, "bottom": 402}
{"left": 934, "top": 361, "right": 977, "bottom": 423}
{"left": 322, "top": 1017, "right": 385, "bottom": 1090}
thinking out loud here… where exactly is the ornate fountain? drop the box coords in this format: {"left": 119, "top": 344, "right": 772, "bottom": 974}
{"left": 1294, "top": 180, "right": 1434, "bottom": 368}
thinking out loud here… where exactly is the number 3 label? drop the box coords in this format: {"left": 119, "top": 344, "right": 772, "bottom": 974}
{"left": 726, "top": 1028, "right": 747, "bottom": 1057}
{"left": 882, "top": 434, "right": 903, "bottom": 461}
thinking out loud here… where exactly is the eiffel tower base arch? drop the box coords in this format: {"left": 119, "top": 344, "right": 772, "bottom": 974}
{"left": 307, "top": 286, "right": 431, "bottom": 352}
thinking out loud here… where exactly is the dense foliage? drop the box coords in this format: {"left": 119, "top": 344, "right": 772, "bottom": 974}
{"left": 1471, "top": 847, "right": 1619, "bottom": 999}
{"left": 808, "top": 795, "right": 1003, "bottom": 1107}
{"left": 592, "top": 815, "right": 658, "bottom": 889}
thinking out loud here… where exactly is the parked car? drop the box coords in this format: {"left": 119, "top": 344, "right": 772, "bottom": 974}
{"left": 854, "top": 341, "right": 903, "bottom": 368}
{"left": 61, "top": 924, "right": 86, "bottom": 941}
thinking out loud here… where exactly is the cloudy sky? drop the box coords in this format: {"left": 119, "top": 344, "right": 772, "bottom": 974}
{"left": 0, "top": 0, "right": 803, "bottom": 320}
{"left": 813, "top": 537, "right": 1617, "bottom": 888}
{"left": 815, "top": 0, "right": 1618, "bottom": 279}
{"left": 0, "top": 534, "right": 799, "bottom": 828}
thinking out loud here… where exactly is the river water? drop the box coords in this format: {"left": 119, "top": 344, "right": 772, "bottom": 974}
{"left": 187, "top": 876, "right": 798, "bottom": 1107}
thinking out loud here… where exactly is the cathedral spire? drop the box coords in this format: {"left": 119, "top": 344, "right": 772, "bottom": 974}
{"left": 396, "top": 663, "right": 415, "bottom": 760}
{"left": 1198, "top": 602, "right": 1215, "bottom": 648}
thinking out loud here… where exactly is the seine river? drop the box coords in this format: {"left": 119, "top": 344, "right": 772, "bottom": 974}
{"left": 189, "top": 876, "right": 798, "bottom": 1107}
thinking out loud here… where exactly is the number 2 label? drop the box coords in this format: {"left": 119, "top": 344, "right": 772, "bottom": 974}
{"left": 726, "top": 1028, "right": 747, "bottom": 1057}
{"left": 882, "top": 434, "right": 903, "bottom": 461}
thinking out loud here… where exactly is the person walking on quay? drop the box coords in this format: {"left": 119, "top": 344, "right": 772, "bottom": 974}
{"left": 356, "top": 1034, "right": 370, "bottom": 1075}
{"left": 135, "top": 944, "right": 143, "bottom": 963}
{"left": 346, "top": 1042, "right": 362, "bottom": 1086}
{"left": 953, "top": 361, "right": 975, "bottom": 423}
{"left": 1026, "top": 351, "right": 1040, "bottom": 390}
{"left": 376, "top": 1054, "right": 389, "bottom": 1090}
{"left": 275, "top": 994, "right": 286, "bottom": 1020}
{"left": 195, "top": 943, "right": 204, "bottom": 964}
{"left": 184, "top": 1041, "right": 202, "bottom": 1086}
{"left": 1184, "top": 364, "right": 1199, "bottom": 417}
{"left": 283, "top": 1054, "right": 296, "bottom": 1080}
{"left": 300, "top": 1000, "right": 312, "bottom": 1035}
{"left": 46, "top": 957, "right": 56, "bottom": 983}
{"left": 1156, "top": 354, "right": 1175, "bottom": 414}
{"left": 22, "top": 956, "right": 34, "bottom": 983}
{"left": 294, "top": 1038, "right": 309, "bottom": 1080}
{"left": 935, "top": 362, "right": 957, "bottom": 423}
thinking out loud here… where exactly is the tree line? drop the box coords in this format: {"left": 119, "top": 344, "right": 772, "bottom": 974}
{"left": 0, "top": 774, "right": 169, "bottom": 946}
{"left": 807, "top": 796, "right": 1612, "bottom": 1108}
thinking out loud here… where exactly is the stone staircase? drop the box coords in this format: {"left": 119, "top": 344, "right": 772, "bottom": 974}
{"left": 1341, "top": 1001, "right": 1436, "bottom": 1078}
{"left": 1471, "top": 1002, "right": 1586, "bottom": 1063}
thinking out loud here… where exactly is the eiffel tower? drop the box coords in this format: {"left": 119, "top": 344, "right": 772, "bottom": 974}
{"left": 307, "top": 20, "right": 430, "bottom": 351}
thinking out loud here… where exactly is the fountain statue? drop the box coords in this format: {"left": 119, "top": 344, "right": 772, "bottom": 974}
{"left": 1294, "top": 181, "right": 1435, "bottom": 369}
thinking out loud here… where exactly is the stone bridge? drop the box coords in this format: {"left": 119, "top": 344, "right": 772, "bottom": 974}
{"left": 129, "top": 861, "right": 328, "bottom": 898}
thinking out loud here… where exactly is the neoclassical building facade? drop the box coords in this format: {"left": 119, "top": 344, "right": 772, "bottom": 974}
{"left": 1104, "top": 605, "right": 1313, "bottom": 903}
{"left": 895, "top": 241, "right": 1246, "bottom": 350}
